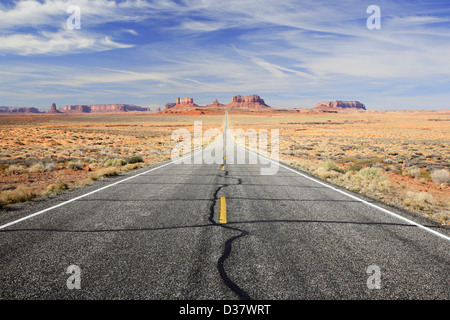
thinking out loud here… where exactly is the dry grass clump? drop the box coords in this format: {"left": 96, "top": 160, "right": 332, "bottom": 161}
{"left": 103, "top": 155, "right": 144, "bottom": 167}
{"left": 430, "top": 169, "right": 450, "bottom": 184}
{"left": 67, "top": 160, "right": 84, "bottom": 171}
{"left": 311, "top": 162, "right": 391, "bottom": 195}
{"left": 406, "top": 167, "right": 421, "bottom": 179}
{"left": 44, "top": 162, "right": 57, "bottom": 172}
{"left": 0, "top": 185, "right": 37, "bottom": 206}
{"left": 314, "top": 166, "right": 340, "bottom": 180}
{"left": 403, "top": 191, "right": 436, "bottom": 212}
{"left": 4, "top": 164, "right": 25, "bottom": 175}
{"left": 404, "top": 166, "right": 431, "bottom": 181}
{"left": 28, "top": 162, "right": 45, "bottom": 173}
{"left": 46, "top": 178, "right": 69, "bottom": 195}
{"left": 88, "top": 167, "right": 120, "bottom": 181}
{"left": 121, "top": 163, "right": 143, "bottom": 173}
{"left": 104, "top": 158, "right": 126, "bottom": 167}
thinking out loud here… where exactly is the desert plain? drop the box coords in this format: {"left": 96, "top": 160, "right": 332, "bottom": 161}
{"left": 0, "top": 109, "right": 449, "bottom": 226}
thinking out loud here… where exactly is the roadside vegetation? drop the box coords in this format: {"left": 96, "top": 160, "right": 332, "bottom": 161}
{"left": 0, "top": 114, "right": 223, "bottom": 210}
{"left": 285, "top": 157, "right": 449, "bottom": 225}
{"left": 230, "top": 111, "right": 450, "bottom": 226}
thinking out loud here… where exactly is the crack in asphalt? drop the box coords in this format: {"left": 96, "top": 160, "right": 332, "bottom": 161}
{"left": 207, "top": 168, "right": 251, "bottom": 300}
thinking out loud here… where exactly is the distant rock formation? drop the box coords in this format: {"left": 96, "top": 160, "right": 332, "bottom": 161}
{"left": 47, "top": 103, "right": 61, "bottom": 113}
{"left": 1, "top": 103, "right": 150, "bottom": 114}
{"left": 164, "top": 103, "right": 176, "bottom": 110}
{"left": 180, "top": 97, "right": 194, "bottom": 104}
{"left": 160, "top": 95, "right": 272, "bottom": 113}
{"left": 315, "top": 101, "right": 366, "bottom": 111}
{"left": 63, "top": 104, "right": 149, "bottom": 113}
{"left": 163, "top": 97, "right": 198, "bottom": 111}
{"left": 205, "top": 99, "right": 225, "bottom": 108}
{"left": 63, "top": 105, "right": 91, "bottom": 113}
{"left": 0, "top": 106, "right": 42, "bottom": 113}
{"left": 226, "top": 95, "right": 270, "bottom": 109}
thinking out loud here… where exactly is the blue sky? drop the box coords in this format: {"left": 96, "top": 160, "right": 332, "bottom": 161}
{"left": 0, "top": 0, "right": 450, "bottom": 110}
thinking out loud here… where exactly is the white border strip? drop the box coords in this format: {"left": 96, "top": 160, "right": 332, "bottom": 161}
{"left": 0, "top": 149, "right": 203, "bottom": 231}
{"left": 243, "top": 146, "right": 450, "bottom": 242}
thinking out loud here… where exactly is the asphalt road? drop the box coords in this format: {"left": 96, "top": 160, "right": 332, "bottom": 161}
{"left": 0, "top": 113, "right": 449, "bottom": 300}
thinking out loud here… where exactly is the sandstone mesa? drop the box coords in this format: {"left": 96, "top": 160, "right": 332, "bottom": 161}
{"left": 0, "top": 97, "right": 368, "bottom": 114}
{"left": 63, "top": 104, "right": 150, "bottom": 113}
{"left": 160, "top": 94, "right": 271, "bottom": 114}
{"left": 314, "top": 101, "right": 366, "bottom": 111}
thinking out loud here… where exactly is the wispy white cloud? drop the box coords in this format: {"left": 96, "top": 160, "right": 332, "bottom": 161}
{"left": 0, "top": 0, "right": 152, "bottom": 30}
{"left": 0, "top": 0, "right": 148, "bottom": 55}
{"left": 0, "top": 29, "right": 133, "bottom": 55}
{"left": 1, "top": 0, "right": 449, "bottom": 109}
{"left": 122, "top": 29, "right": 139, "bottom": 36}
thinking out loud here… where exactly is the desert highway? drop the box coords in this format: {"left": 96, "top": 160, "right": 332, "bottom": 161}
{"left": 0, "top": 113, "right": 449, "bottom": 300}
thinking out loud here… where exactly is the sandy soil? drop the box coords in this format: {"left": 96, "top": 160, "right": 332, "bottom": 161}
{"left": 1, "top": 110, "right": 448, "bottom": 225}
{"left": 228, "top": 110, "right": 449, "bottom": 225}
{"left": 0, "top": 113, "right": 223, "bottom": 204}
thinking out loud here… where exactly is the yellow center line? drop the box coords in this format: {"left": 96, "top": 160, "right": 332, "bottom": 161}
{"left": 219, "top": 196, "right": 227, "bottom": 224}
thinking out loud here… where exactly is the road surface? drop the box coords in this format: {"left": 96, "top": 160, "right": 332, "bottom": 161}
{"left": 0, "top": 113, "right": 449, "bottom": 300}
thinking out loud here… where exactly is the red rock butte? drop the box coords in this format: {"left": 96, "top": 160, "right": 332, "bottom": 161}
{"left": 227, "top": 95, "right": 270, "bottom": 109}
{"left": 160, "top": 95, "right": 271, "bottom": 113}
{"left": 0, "top": 97, "right": 368, "bottom": 115}
{"left": 47, "top": 103, "right": 61, "bottom": 114}
{"left": 164, "top": 97, "right": 199, "bottom": 110}
{"left": 62, "top": 104, "right": 150, "bottom": 113}
{"left": 314, "top": 101, "right": 366, "bottom": 111}
{"left": 0, "top": 106, "right": 41, "bottom": 113}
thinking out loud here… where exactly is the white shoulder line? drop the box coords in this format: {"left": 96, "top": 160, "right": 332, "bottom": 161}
{"left": 0, "top": 149, "right": 203, "bottom": 231}
{"left": 244, "top": 146, "right": 450, "bottom": 243}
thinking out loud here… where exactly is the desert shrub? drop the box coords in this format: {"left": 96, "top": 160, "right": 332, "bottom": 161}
{"left": 406, "top": 167, "right": 421, "bottom": 178}
{"left": 404, "top": 191, "right": 436, "bottom": 211}
{"left": 125, "top": 155, "right": 144, "bottom": 164}
{"left": 28, "top": 162, "right": 45, "bottom": 173}
{"left": 46, "top": 178, "right": 68, "bottom": 195}
{"left": 0, "top": 185, "right": 37, "bottom": 205}
{"left": 4, "top": 164, "right": 25, "bottom": 175}
{"left": 430, "top": 169, "right": 450, "bottom": 184}
{"left": 121, "top": 163, "right": 142, "bottom": 173}
{"left": 104, "top": 158, "right": 126, "bottom": 167}
{"left": 88, "top": 167, "right": 119, "bottom": 181}
{"left": 338, "top": 167, "right": 389, "bottom": 194}
{"left": 419, "top": 170, "right": 431, "bottom": 181}
{"left": 323, "top": 160, "right": 346, "bottom": 173}
{"left": 348, "top": 162, "right": 364, "bottom": 172}
{"left": 45, "top": 162, "right": 57, "bottom": 172}
{"left": 67, "top": 160, "right": 84, "bottom": 171}
{"left": 314, "top": 166, "right": 339, "bottom": 180}
{"left": 358, "top": 167, "right": 382, "bottom": 180}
